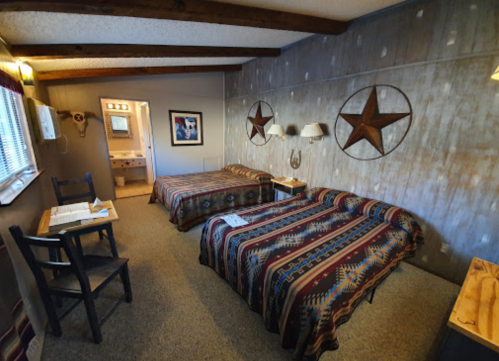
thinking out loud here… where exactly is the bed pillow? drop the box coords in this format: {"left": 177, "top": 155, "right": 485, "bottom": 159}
{"left": 223, "top": 164, "right": 249, "bottom": 173}
{"left": 355, "top": 198, "right": 424, "bottom": 244}
{"left": 305, "top": 188, "right": 357, "bottom": 209}
{"left": 237, "top": 168, "right": 273, "bottom": 183}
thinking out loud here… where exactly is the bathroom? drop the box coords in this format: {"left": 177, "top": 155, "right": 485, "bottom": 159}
{"left": 100, "top": 97, "right": 155, "bottom": 199}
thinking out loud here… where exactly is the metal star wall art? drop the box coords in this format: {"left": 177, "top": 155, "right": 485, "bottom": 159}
{"left": 334, "top": 85, "right": 413, "bottom": 161}
{"left": 246, "top": 101, "right": 275, "bottom": 146}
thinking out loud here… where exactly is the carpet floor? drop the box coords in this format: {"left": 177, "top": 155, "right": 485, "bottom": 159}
{"left": 41, "top": 195, "right": 460, "bottom": 361}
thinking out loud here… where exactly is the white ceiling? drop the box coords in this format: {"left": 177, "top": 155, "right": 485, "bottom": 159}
{"left": 0, "top": 0, "right": 408, "bottom": 72}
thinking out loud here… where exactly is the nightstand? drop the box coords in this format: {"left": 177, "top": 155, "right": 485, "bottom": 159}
{"left": 271, "top": 177, "right": 307, "bottom": 200}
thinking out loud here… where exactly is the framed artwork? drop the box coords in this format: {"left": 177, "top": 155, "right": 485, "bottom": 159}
{"left": 169, "top": 110, "right": 204, "bottom": 146}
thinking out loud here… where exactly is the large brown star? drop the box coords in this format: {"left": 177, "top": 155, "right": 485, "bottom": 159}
{"left": 248, "top": 102, "right": 273, "bottom": 140}
{"left": 340, "top": 87, "right": 410, "bottom": 155}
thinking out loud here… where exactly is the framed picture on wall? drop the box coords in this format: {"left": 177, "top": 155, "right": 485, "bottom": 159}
{"left": 169, "top": 110, "right": 204, "bottom": 146}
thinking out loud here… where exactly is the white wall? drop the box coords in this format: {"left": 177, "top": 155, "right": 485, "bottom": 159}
{"left": 45, "top": 72, "right": 224, "bottom": 199}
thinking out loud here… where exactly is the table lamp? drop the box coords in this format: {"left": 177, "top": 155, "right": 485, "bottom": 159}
{"left": 492, "top": 65, "right": 499, "bottom": 81}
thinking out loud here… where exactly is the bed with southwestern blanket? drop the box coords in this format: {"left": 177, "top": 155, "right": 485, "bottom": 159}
{"left": 149, "top": 164, "right": 274, "bottom": 231}
{"left": 199, "top": 187, "right": 424, "bottom": 360}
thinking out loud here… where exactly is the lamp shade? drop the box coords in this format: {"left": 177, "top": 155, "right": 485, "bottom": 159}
{"left": 267, "top": 124, "right": 285, "bottom": 136}
{"left": 492, "top": 65, "right": 499, "bottom": 81}
{"left": 300, "top": 123, "right": 323, "bottom": 137}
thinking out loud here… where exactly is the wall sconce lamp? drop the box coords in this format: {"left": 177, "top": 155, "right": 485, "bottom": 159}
{"left": 300, "top": 123, "right": 324, "bottom": 183}
{"left": 18, "top": 62, "right": 34, "bottom": 86}
{"left": 300, "top": 123, "right": 323, "bottom": 144}
{"left": 492, "top": 65, "right": 499, "bottom": 81}
{"left": 267, "top": 124, "right": 285, "bottom": 141}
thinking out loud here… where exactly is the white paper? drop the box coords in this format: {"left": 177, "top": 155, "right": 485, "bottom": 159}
{"left": 221, "top": 214, "right": 249, "bottom": 228}
{"left": 49, "top": 209, "right": 92, "bottom": 227}
{"left": 93, "top": 197, "right": 104, "bottom": 209}
{"left": 51, "top": 202, "right": 89, "bottom": 216}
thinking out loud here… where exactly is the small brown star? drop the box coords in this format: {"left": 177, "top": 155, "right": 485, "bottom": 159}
{"left": 340, "top": 87, "right": 410, "bottom": 155}
{"left": 248, "top": 102, "right": 273, "bottom": 140}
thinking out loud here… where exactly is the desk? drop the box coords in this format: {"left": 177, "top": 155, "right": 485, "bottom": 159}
{"left": 447, "top": 257, "right": 499, "bottom": 354}
{"left": 37, "top": 201, "right": 120, "bottom": 258}
{"left": 271, "top": 177, "right": 307, "bottom": 200}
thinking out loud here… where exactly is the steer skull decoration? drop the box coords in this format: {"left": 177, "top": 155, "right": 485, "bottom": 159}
{"left": 71, "top": 111, "right": 87, "bottom": 137}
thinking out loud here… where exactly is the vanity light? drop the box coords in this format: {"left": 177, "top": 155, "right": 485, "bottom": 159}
{"left": 107, "top": 103, "right": 114, "bottom": 109}
{"left": 121, "top": 104, "right": 128, "bottom": 110}
{"left": 115, "top": 104, "right": 121, "bottom": 110}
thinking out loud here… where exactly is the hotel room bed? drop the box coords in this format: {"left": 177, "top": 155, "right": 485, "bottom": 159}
{"left": 199, "top": 187, "right": 424, "bottom": 360}
{"left": 149, "top": 164, "right": 274, "bottom": 231}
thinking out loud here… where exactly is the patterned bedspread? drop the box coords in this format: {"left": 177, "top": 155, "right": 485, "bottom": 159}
{"left": 199, "top": 188, "right": 424, "bottom": 360}
{"left": 149, "top": 165, "right": 274, "bottom": 231}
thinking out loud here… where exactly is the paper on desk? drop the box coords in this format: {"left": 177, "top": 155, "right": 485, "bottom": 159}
{"left": 51, "top": 202, "right": 89, "bottom": 216}
{"left": 220, "top": 214, "right": 249, "bottom": 228}
{"left": 49, "top": 209, "right": 109, "bottom": 227}
{"left": 93, "top": 197, "right": 104, "bottom": 210}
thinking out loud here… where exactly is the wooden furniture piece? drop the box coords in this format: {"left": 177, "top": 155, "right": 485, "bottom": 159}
{"left": 9, "top": 226, "right": 132, "bottom": 343}
{"left": 37, "top": 201, "right": 120, "bottom": 258}
{"left": 271, "top": 177, "right": 307, "bottom": 199}
{"left": 51, "top": 172, "right": 105, "bottom": 244}
{"left": 447, "top": 257, "right": 499, "bottom": 353}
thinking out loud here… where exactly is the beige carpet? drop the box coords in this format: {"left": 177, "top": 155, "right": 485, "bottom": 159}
{"left": 41, "top": 195, "right": 460, "bottom": 361}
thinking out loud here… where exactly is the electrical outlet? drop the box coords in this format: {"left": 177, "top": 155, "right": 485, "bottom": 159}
{"left": 440, "top": 243, "right": 450, "bottom": 255}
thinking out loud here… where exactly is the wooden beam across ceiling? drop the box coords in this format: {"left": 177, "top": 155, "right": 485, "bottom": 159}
{"left": 0, "top": 0, "right": 350, "bottom": 35}
{"left": 36, "top": 64, "right": 242, "bottom": 81}
{"left": 10, "top": 44, "right": 281, "bottom": 60}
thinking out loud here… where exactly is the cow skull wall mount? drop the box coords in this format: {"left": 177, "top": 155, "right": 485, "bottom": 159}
{"left": 70, "top": 111, "right": 87, "bottom": 137}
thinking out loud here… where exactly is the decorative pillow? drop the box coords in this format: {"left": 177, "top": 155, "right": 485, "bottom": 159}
{"left": 237, "top": 168, "right": 273, "bottom": 183}
{"left": 305, "top": 188, "right": 356, "bottom": 209}
{"left": 356, "top": 199, "right": 424, "bottom": 244}
{"left": 223, "top": 164, "right": 249, "bottom": 173}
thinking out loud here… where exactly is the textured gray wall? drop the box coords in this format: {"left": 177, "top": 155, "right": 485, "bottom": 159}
{"left": 224, "top": 0, "right": 499, "bottom": 284}
{"left": 45, "top": 72, "right": 224, "bottom": 200}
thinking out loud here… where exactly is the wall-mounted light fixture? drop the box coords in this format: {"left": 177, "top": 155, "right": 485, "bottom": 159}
{"left": 492, "top": 65, "right": 499, "bottom": 81}
{"left": 267, "top": 124, "right": 285, "bottom": 141}
{"left": 301, "top": 123, "right": 324, "bottom": 183}
{"left": 300, "top": 123, "right": 323, "bottom": 144}
{"left": 18, "top": 62, "right": 34, "bottom": 86}
{"left": 106, "top": 103, "right": 129, "bottom": 110}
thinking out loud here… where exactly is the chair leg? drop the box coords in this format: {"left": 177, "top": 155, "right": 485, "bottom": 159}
{"left": 98, "top": 230, "right": 104, "bottom": 240}
{"left": 82, "top": 294, "right": 102, "bottom": 344}
{"left": 74, "top": 236, "right": 83, "bottom": 257}
{"left": 120, "top": 264, "right": 133, "bottom": 303}
{"left": 41, "top": 292, "right": 62, "bottom": 337}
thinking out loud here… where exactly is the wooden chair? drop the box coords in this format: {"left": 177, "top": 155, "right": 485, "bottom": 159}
{"left": 9, "top": 226, "right": 132, "bottom": 343}
{"left": 51, "top": 172, "right": 105, "bottom": 249}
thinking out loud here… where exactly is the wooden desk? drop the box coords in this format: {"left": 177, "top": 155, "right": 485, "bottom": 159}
{"left": 448, "top": 257, "right": 499, "bottom": 354}
{"left": 37, "top": 201, "right": 120, "bottom": 258}
{"left": 271, "top": 177, "right": 307, "bottom": 199}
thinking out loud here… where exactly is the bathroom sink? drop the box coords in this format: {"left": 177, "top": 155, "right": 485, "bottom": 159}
{"left": 109, "top": 151, "right": 143, "bottom": 160}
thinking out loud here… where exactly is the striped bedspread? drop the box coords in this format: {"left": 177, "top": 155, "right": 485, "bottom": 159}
{"left": 149, "top": 166, "right": 273, "bottom": 231}
{"left": 199, "top": 188, "right": 424, "bottom": 360}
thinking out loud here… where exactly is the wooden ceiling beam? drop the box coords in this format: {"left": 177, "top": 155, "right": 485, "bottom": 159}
{"left": 37, "top": 64, "right": 242, "bottom": 81}
{"left": 10, "top": 44, "right": 281, "bottom": 60}
{"left": 0, "top": 0, "right": 350, "bottom": 35}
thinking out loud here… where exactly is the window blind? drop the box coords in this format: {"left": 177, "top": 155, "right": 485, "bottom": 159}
{"left": 0, "top": 86, "right": 30, "bottom": 184}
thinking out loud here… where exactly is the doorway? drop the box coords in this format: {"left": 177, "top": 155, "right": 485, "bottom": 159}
{"left": 100, "top": 98, "right": 156, "bottom": 199}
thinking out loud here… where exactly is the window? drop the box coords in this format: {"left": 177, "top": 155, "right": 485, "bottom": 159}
{"left": 0, "top": 85, "right": 37, "bottom": 200}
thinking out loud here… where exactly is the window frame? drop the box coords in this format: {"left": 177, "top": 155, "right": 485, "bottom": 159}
{"left": 0, "top": 85, "right": 40, "bottom": 206}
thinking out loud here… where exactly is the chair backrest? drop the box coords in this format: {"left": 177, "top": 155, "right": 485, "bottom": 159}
{"left": 52, "top": 172, "right": 97, "bottom": 206}
{"left": 9, "top": 226, "right": 91, "bottom": 294}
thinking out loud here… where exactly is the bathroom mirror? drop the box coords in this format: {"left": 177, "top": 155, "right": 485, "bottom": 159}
{"left": 105, "top": 112, "right": 133, "bottom": 139}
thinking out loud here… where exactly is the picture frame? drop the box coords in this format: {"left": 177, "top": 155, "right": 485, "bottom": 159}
{"left": 104, "top": 111, "right": 133, "bottom": 139}
{"left": 169, "top": 110, "right": 204, "bottom": 146}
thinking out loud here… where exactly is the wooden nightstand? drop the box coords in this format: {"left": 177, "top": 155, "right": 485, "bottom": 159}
{"left": 271, "top": 177, "right": 307, "bottom": 200}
